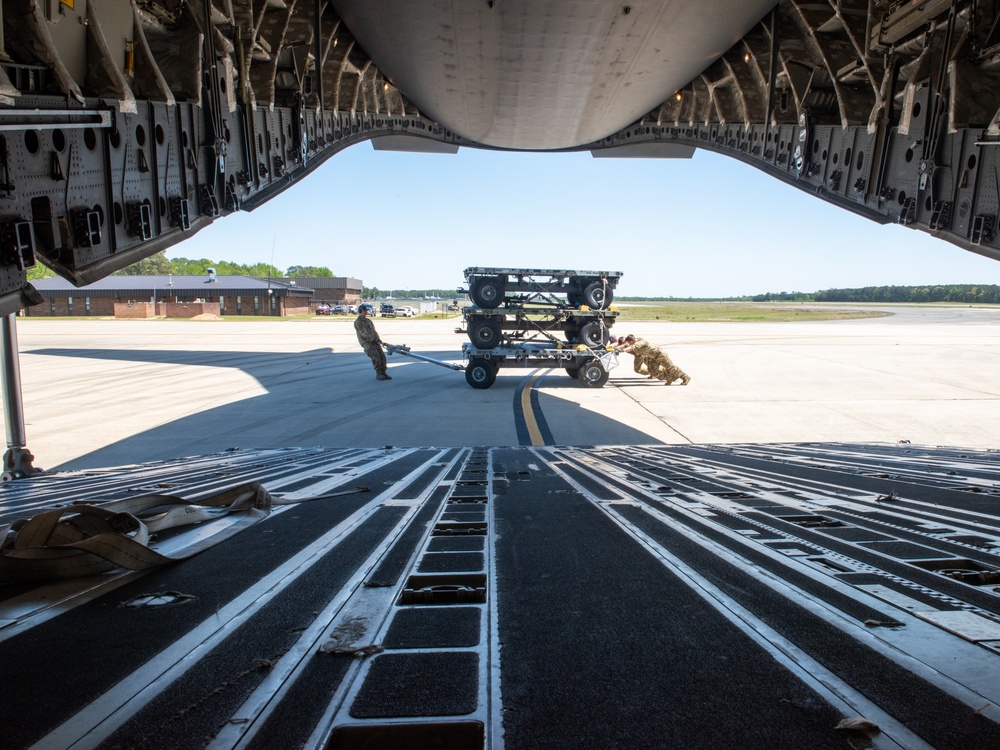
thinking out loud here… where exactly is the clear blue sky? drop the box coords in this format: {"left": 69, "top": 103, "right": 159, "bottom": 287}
{"left": 173, "top": 143, "right": 1000, "bottom": 298}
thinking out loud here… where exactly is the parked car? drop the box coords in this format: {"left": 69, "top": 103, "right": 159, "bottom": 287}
{"left": 332, "top": 304, "right": 347, "bottom": 314}
{"left": 446, "top": 304, "right": 459, "bottom": 311}
{"left": 358, "top": 303, "right": 375, "bottom": 315}
{"left": 316, "top": 303, "right": 333, "bottom": 315}
{"left": 380, "top": 303, "right": 396, "bottom": 317}
{"left": 397, "top": 306, "right": 416, "bottom": 317}
{"left": 347, "top": 304, "right": 358, "bottom": 314}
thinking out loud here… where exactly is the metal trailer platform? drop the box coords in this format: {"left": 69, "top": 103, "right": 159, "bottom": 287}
{"left": 461, "top": 267, "right": 622, "bottom": 310}
{"left": 462, "top": 342, "right": 619, "bottom": 389}
{"left": 461, "top": 306, "right": 619, "bottom": 349}
{"left": 4, "top": 443, "right": 1000, "bottom": 750}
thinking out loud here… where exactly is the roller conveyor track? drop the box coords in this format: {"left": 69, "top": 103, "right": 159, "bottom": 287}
{"left": 2, "top": 442, "right": 1000, "bottom": 749}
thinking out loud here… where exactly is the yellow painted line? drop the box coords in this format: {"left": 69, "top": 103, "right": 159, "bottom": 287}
{"left": 520, "top": 372, "right": 545, "bottom": 446}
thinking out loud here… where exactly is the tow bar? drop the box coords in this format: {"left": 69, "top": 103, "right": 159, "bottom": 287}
{"left": 383, "top": 342, "right": 465, "bottom": 371}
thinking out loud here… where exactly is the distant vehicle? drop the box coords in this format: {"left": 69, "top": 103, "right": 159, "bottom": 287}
{"left": 316, "top": 303, "right": 333, "bottom": 315}
{"left": 347, "top": 304, "right": 358, "bottom": 314}
{"left": 447, "top": 304, "right": 459, "bottom": 311}
{"left": 332, "top": 304, "right": 347, "bottom": 314}
{"left": 380, "top": 303, "right": 396, "bottom": 317}
{"left": 397, "top": 306, "right": 416, "bottom": 317}
{"left": 358, "top": 303, "right": 375, "bottom": 315}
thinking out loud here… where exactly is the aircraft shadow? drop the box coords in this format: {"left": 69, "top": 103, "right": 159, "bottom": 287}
{"left": 28, "top": 347, "right": 662, "bottom": 471}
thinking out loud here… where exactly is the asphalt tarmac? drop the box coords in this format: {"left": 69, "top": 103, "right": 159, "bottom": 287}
{"left": 4, "top": 307, "right": 1000, "bottom": 749}
{"left": 9, "top": 304, "right": 1000, "bottom": 471}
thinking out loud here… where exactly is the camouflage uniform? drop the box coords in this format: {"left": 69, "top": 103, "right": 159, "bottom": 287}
{"left": 632, "top": 339, "right": 690, "bottom": 385}
{"left": 355, "top": 313, "right": 390, "bottom": 380}
{"left": 631, "top": 338, "right": 653, "bottom": 376}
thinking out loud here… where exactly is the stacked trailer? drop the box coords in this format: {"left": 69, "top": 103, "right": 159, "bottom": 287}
{"left": 382, "top": 267, "right": 624, "bottom": 389}
{"left": 382, "top": 342, "right": 619, "bottom": 390}
{"left": 462, "top": 306, "right": 619, "bottom": 349}
{"left": 460, "top": 267, "right": 623, "bottom": 349}
{"left": 462, "top": 267, "right": 622, "bottom": 309}
{"left": 462, "top": 343, "right": 619, "bottom": 389}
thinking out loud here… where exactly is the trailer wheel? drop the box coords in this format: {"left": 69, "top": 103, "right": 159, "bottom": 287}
{"left": 470, "top": 276, "right": 506, "bottom": 308}
{"left": 466, "top": 358, "right": 497, "bottom": 389}
{"left": 469, "top": 318, "right": 502, "bottom": 348}
{"left": 565, "top": 366, "right": 579, "bottom": 379}
{"left": 577, "top": 360, "right": 609, "bottom": 388}
{"left": 583, "top": 280, "right": 613, "bottom": 309}
{"left": 578, "top": 321, "right": 609, "bottom": 347}
{"left": 566, "top": 291, "right": 582, "bottom": 308}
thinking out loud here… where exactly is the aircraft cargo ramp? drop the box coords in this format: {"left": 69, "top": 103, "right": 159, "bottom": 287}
{"left": 3, "top": 442, "right": 1000, "bottom": 749}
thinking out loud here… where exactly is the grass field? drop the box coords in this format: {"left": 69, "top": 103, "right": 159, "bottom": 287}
{"left": 612, "top": 301, "right": 890, "bottom": 322}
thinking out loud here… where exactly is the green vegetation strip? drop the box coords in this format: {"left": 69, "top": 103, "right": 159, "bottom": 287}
{"left": 613, "top": 302, "right": 890, "bottom": 323}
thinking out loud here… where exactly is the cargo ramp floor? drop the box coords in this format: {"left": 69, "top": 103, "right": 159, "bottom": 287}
{"left": 3, "top": 443, "right": 1000, "bottom": 749}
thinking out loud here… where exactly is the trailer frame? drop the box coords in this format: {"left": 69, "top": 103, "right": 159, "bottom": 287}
{"left": 461, "top": 305, "right": 619, "bottom": 349}
{"left": 461, "top": 267, "right": 623, "bottom": 309}
{"left": 462, "top": 342, "right": 619, "bottom": 389}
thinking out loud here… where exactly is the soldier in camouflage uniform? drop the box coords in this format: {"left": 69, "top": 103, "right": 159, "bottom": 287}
{"left": 620, "top": 334, "right": 690, "bottom": 385}
{"left": 355, "top": 305, "right": 391, "bottom": 380}
{"left": 627, "top": 336, "right": 653, "bottom": 377}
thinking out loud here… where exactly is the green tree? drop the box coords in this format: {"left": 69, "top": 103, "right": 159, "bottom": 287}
{"left": 170, "top": 257, "right": 215, "bottom": 275}
{"left": 244, "top": 262, "right": 283, "bottom": 278}
{"left": 287, "top": 265, "right": 333, "bottom": 277}
{"left": 116, "top": 251, "right": 172, "bottom": 275}
{"left": 27, "top": 263, "right": 56, "bottom": 281}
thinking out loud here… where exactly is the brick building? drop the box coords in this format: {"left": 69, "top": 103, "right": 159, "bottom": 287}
{"left": 286, "top": 277, "right": 363, "bottom": 306}
{"left": 27, "top": 272, "right": 317, "bottom": 317}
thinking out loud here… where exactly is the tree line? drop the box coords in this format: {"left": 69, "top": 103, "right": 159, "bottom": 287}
{"left": 25, "top": 252, "right": 334, "bottom": 280}
{"left": 27, "top": 255, "right": 1000, "bottom": 304}
{"left": 747, "top": 285, "right": 1000, "bottom": 303}
{"left": 618, "top": 285, "right": 1000, "bottom": 304}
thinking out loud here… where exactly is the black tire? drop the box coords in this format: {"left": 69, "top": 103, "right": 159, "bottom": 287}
{"left": 577, "top": 320, "right": 609, "bottom": 347}
{"left": 468, "top": 318, "right": 502, "bottom": 349}
{"left": 565, "top": 366, "right": 579, "bottom": 379}
{"left": 470, "top": 276, "right": 506, "bottom": 308}
{"left": 566, "top": 291, "right": 583, "bottom": 308}
{"left": 466, "top": 358, "right": 497, "bottom": 389}
{"left": 583, "top": 280, "right": 613, "bottom": 309}
{"left": 577, "top": 360, "right": 609, "bottom": 388}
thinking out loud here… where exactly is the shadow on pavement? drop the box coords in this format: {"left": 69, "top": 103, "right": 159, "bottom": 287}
{"left": 30, "top": 348, "right": 661, "bottom": 471}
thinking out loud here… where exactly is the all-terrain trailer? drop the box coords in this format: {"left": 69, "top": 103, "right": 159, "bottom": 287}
{"left": 461, "top": 306, "right": 619, "bottom": 349}
{"left": 383, "top": 342, "right": 620, "bottom": 390}
{"left": 462, "top": 267, "right": 623, "bottom": 309}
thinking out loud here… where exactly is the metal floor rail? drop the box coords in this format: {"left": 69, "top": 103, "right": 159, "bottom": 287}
{"left": 2, "top": 442, "right": 1000, "bottom": 749}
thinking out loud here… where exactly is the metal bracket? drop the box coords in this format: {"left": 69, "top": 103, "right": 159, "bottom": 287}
{"left": 971, "top": 214, "right": 996, "bottom": 245}
{"left": 929, "top": 201, "right": 952, "bottom": 230}
{"left": 0, "top": 220, "right": 35, "bottom": 271}
{"left": 898, "top": 197, "right": 916, "bottom": 225}
{"left": 71, "top": 208, "right": 102, "bottom": 247}
{"left": 199, "top": 185, "right": 220, "bottom": 217}
{"left": 126, "top": 202, "right": 152, "bottom": 240}
{"left": 2, "top": 446, "right": 39, "bottom": 481}
{"left": 170, "top": 197, "right": 191, "bottom": 230}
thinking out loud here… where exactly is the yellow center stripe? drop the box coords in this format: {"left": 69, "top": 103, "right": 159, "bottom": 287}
{"left": 520, "top": 372, "right": 545, "bottom": 446}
